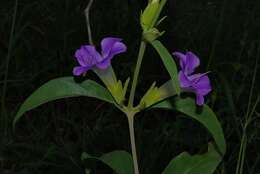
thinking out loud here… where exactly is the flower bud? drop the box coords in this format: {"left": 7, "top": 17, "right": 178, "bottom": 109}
{"left": 94, "top": 66, "right": 130, "bottom": 106}
{"left": 141, "top": 0, "right": 160, "bottom": 31}
{"left": 139, "top": 82, "right": 161, "bottom": 109}
{"left": 109, "top": 78, "right": 130, "bottom": 105}
{"left": 138, "top": 80, "right": 179, "bottom": 110}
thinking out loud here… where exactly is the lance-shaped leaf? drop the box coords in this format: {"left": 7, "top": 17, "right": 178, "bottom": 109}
{"left": 162, "top": 143, "right": 222, "bottom": 174}
{"left": 151, "top": 40, "right": 180, "bottom": 95}
{"left": 152, "top": 97, "right": 226, "bottom": 155}
{"left": 13, "top": 77, "right": 115, "bottom": 126}
{"left": 81, "top": 151, "right": 134, "bottom": 174}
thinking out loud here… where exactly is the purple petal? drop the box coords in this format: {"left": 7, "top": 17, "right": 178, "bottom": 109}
{"left": 74, "top": 45, "right": 102, "bottom": 66}
{"left": 188, "top": 73, "right": 205, "bottom": 81}
{"left": 192, "top": 74, "right": 211, "bottom": 95}
{"left": 178, "top": 71, "right": 211, "bottom": 105}
{"left": 96, "top": 58, "right": 111, "bottom": 70}
{"left": 101, "top": 37, "right": 127, "bottom": 59}
{"left": 179, "top": 71, "right": 192, "bottom": 88}
{"left": 73, "top": 66, "right": 91, "bottom": 76}
{"left": 110, "top": 42, "right": 127, "bottom": 57}
{"left": 196, "top": 94, "right": 204, "bottom": 106}
{"left": 185, "top": 52, "right": 200, "bottom": 74}
{"left": 191, "top": 73, "right": 211, "bottom": 105}
{"left": 173, "top": 51, "right": 200, "bottom": 75}
{"left": 173, "top": 52, "right": 186, "bottom": 70}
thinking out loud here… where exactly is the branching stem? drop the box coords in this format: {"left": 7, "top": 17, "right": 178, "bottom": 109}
{"left": 84, "top": 0, "right": 94, "bottom": 45}
{"left": 128, "top": 41, "right": 147, "bottom": 107}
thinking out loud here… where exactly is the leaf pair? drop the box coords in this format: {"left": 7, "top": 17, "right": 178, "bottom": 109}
{"left": 81, "top": 144, "right": 221, "bottom": 174}
{"left": 13, "top": 39, "right": 181, "bottom": 126}
{"left": 13, "top": 38, "right": 226, "bottom": 174}
{"left": 81, "top": 97, "right": 226, "bottom": 174}
{"left": 13, "top": 76, "right": 226, "bottom": 174}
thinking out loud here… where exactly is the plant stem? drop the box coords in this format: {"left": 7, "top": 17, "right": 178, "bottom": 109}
{"left": 235, "top": 131, "right": 247, "bottom": 174}
{"left": 85, "top": 0, "right": 94, "bottom": 45}
{"left": 126, "top": 1, "right": 168, "bottom": 173}
{"left": 1, "top": 0, "right": 18, "bottom": 136}
{"left": 206, "top": 0, "right": 227, "bottom": 70}
{"left": 239, "top": 134, "right": 247, "bottom": 174}
{"left": 236, "top": 49, "right": 259, "bottom": 174}
{"left": 127, "top": 113, "right": 139, "bottom": 174}
{"left": 128, "top": 0, "right": 168, "bottom": 108}
{"left": 128, "top": 41, "right": 147, "bottom": 107}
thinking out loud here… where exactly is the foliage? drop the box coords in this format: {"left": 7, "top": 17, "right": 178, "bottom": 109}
{"left": 0, "top": 0, "right": 259, "bottom": 174}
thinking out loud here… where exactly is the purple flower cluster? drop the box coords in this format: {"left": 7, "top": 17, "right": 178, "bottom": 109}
{"left": 73, "top": 37, "right": 127, "bottom": 76}
{"left": 173, "top": 51, "right": 211, "bottom": 105}
{"left": 73, "top": 37, "right": 211, "bottom": 106}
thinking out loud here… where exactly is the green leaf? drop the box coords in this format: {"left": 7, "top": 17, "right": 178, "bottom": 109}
{"left": 81, "top": 151, "right": 134, "bottom": 174}
{"left": 162, "top": 144, "right": 221, "bottom": 174}
{"left": 151, "top": 40, "right": 180, "bottom": 95}
{"left": 13, "top": 77, "right": 115, "bottom": 126}
{"left": 152, "top": 97, "right": 226, "bottom": 155}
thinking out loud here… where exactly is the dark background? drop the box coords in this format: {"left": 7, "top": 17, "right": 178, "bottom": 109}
{"left": 0, "top": 0, "right": 260, "bottom": 173}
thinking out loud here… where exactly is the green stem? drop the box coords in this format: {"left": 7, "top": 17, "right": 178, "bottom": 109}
{"left": 128, "top": 41, "right": 147, "bottom": 107}
{"left": 239, "top": 135, "right": 247, "bottom": 174}
{"left": 235, "top": 131, "right": 247, "bottom": 174}
{"left": 206, "top": 0, "right": 227, "bottom": 70}
{"left": 236, "top": 48, "right": 259, "bottom": 174}
{"left": 1, "top": 0, "right": 18, "bottom": 135}
{"left": 85, "top": 0, "right": 94, "bottom": 45}
{"left": 127, "top": 113, "right": 139, "bottom": 174}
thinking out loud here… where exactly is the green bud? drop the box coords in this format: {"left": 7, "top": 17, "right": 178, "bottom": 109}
{"left": 110, "top": 80, "right": 124, "bottom": 105}
{"left": 138, "top": 80, "right": 178, "bottom": 110}
{"left": 143, "top": 28, "right": 164, "bottom": 43}
{"left": 94, "top": 66, "right": 130, "bottom": 106}
{"left": 141, "top": 0, "right": 160, "bottom": 31}
{"left": 139, "top": 82, "right": 161, "bottom": 109}
{"left": 157, "top": 80, "right": 177, "bottom": 100}
{"left": 108, "top": 78, "right": 130, "bottom": 106}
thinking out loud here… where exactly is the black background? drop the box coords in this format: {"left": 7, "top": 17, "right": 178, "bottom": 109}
{"left": 0, "top": 0, "right": 260, "bottom": 173}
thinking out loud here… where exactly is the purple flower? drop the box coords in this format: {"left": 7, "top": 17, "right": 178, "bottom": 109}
{"left": 73, "top": 37, "right": 127, "bottom": 76}
{"left": 173, "top": 51, "right": 211, "bottom": 105}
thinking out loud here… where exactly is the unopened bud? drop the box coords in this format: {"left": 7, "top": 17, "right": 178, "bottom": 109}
{"left": 141, "top": 0, "right": 160, "bottom": 31}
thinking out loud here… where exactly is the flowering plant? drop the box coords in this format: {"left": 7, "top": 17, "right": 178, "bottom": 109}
{"left": 14, "top": 0, "right": 226, "bottom": 174}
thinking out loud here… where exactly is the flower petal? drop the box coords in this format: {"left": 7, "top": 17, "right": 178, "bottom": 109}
{"left": 110, "top": 42, "right": 127, "bottom": 57}
{"left": 101, "top": 37, "right": 127, "bottom": 59}
{"left": 73, "top": 66, "right": 91, "bottom": 76}
{"left": 185, "top": 51, "right": 200, "bottom": 74}
{"left": 179, "top": 72, "right": 211, "bottom": 105}
{"left": 173, "top": 52, "right": 186, "bottom": 70}
{"left": 173, "top": 51, "right": 200, "bottom": 75}
{"left": 75, "top": 45, "right": 102, "bottom": 66}
{"left": 96, "top": 58, "right": 111, "bottom": 70}
{"left": 192, "top": 74, "right": 211, "bottom": 95}
{"left": 179, "top": 71, "right": 192, "bottom": 88}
